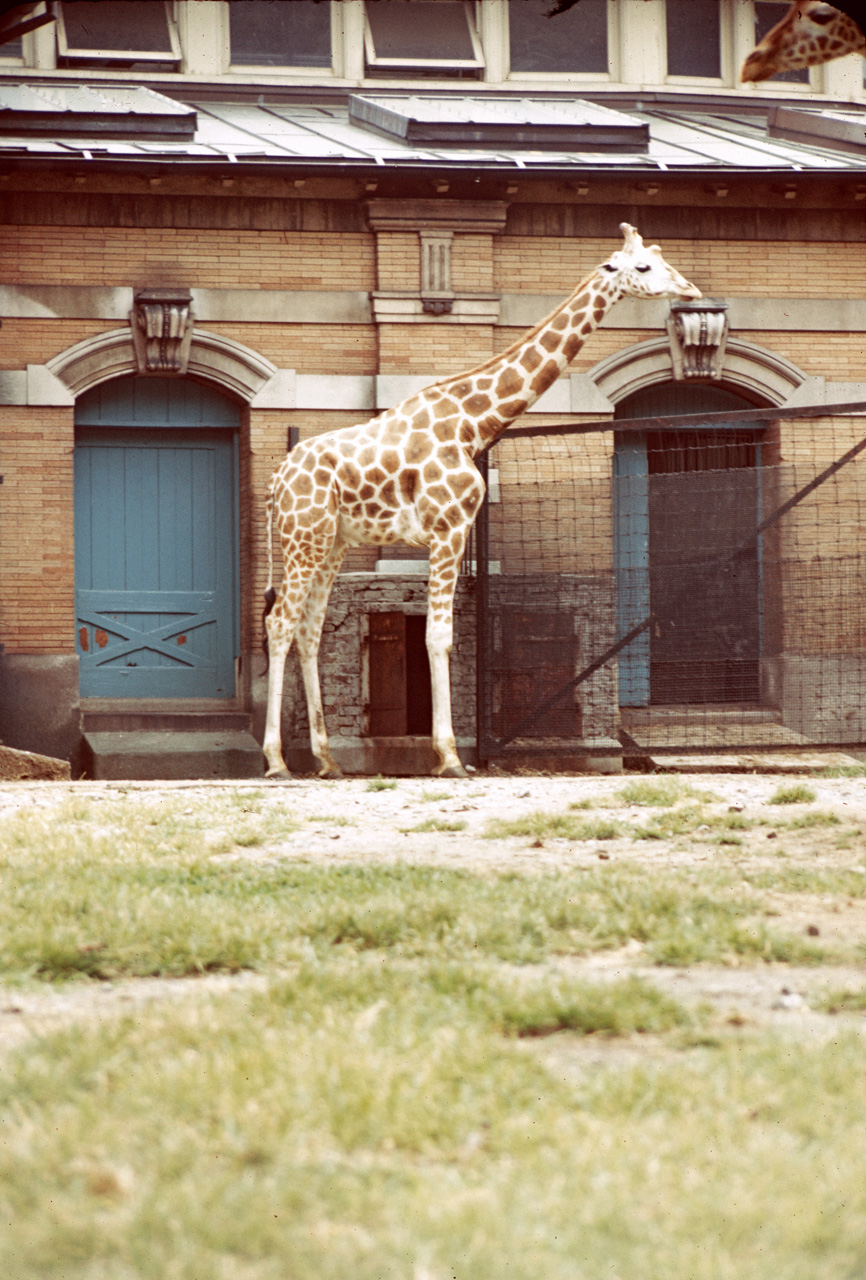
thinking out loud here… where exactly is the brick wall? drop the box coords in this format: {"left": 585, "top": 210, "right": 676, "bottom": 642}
{"left": 0, "top": 224, "right": 376, "bottom": 291}
{"left": 0, "top": 407, "right": 75, "bottom": 654}
{"left": 495, "top": 235, "right": 866, "bottom": 300}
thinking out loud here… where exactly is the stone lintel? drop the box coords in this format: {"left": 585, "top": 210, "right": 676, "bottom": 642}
{"left": 371, "top": 292, "right": 500, "bottom": 325}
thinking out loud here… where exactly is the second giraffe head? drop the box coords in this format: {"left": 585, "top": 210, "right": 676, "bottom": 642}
{"left": 599, "top": 223, "right": 702, "bottom": 302}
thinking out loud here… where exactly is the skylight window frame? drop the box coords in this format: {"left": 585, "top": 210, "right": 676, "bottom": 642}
{"left": 363, "top": 0, "right": 485, "bottom": 75}
{"left": 55, "top": 0, "right": 181, "bottom": 67}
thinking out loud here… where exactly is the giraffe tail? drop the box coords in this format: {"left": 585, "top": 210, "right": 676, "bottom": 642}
{"left": 262, "top": 480, "right": 277, "bottom": 676}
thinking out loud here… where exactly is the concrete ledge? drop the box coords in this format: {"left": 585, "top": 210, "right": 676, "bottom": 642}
{"left": 282, "top": 735, "right": 476, "bottom": 776}
{"left": 83, "top": 731, "right": 264, "bottom": 781}
{"left": 486, "top": 737, "right": 623, "bottom": 775}
{"left": 0, "top": 745, "right": 71, "bottom": 781}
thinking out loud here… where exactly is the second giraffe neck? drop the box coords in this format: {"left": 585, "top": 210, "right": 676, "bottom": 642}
{"left": 434, "top": 269, "right": 620, "bottom": 455}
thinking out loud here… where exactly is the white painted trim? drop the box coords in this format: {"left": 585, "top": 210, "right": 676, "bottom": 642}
{"left": 5, "top": 285, "right": 866, "bottom": 333}
{"left": 44, "top": 327, "right": 279, "bottom": 402}
{"left": 588, "top": 335, "right": 812, "bottom": 407}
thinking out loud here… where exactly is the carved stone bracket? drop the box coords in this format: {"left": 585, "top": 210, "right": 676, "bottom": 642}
{"left": 667, "top": 299, "right": 729, "bottom": 381}
{"left": 131, "top": 287, "right": 194, "bottom": 375}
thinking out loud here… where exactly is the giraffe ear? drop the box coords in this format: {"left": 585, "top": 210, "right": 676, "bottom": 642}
{"left": 619, "top": 223, "right": 645, "bottom": 253}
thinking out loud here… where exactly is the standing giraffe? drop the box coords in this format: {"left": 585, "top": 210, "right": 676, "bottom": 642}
{"left": 741, "top": 1, "right": 865, "bottom": 81}
{"left": 262, "top": 223, "right": 700, "bottom": 781}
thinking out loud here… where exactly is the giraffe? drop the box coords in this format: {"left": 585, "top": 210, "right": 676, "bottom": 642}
{"left": 741, "top": 1, "right": 865, "bottom": 82}
{"left": 262, "top": 223, "right": 701, "bottom": 781}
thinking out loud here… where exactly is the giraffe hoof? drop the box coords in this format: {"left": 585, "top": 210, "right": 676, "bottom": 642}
{"left": 265, "top": 768, "right": 293, "bottom": 782}
{"left": 318, "top": 764, "right": 344, "bottom": 780}
{"left": 436, "top": 765, "right": 469, "bottom": 779}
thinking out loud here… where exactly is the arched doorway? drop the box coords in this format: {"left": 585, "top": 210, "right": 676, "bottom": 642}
{"left": 614, "top": 382, "right": 767, "bottom": 707}
{"left": 74, "top": 377, "right": 241, "bottom": 699}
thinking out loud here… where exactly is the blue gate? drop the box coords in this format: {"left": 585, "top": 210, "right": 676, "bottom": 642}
{"left": 74, "top": 378, "right": 240, "bottom": 699}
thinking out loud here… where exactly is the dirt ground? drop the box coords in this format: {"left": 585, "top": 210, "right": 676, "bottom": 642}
{"left": 2, "top": 769, "right": 866, "bottom": 1056}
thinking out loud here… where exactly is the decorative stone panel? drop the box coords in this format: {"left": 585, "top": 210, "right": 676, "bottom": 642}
{"left": 131, "top": 287, "right": 194, "bottom": 376}
{"left": 667, "top": 300, "right": 729, "bottom": 382}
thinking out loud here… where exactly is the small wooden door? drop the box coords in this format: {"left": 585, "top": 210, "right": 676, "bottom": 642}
{"left": 367, "top": 613, "right": 432, "bottom": 736}
{"left": 74, "top": 379, "right": 240, "bottom": 699}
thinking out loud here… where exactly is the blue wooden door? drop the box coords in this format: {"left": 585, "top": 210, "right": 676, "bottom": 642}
{"left": 74, "top": 379, "right": 240, "bottom": 699}
{"left": 613, "top": 437, "right": 651, "bottom": 706}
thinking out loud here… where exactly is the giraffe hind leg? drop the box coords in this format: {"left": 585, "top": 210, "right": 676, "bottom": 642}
{"left": 295, "top": 541, "right": 348, "bottom": 779}
{"left": 262, "top": 571, "right": 318, "bottom": 780}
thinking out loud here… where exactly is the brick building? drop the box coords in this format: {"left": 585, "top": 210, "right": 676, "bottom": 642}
{"left": 1, "top": 0, "right": 866, "bottom": 776}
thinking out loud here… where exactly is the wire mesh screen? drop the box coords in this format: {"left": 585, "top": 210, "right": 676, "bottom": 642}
{"left": 475, "top": 412, "right": 866, "bottom": 763}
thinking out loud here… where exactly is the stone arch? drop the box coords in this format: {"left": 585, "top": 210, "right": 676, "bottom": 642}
{"left": 45, "top": 326, "right": 284, "bottom": 403}
{"left": 587, "top": 335, "right": 812, "bottom": 409}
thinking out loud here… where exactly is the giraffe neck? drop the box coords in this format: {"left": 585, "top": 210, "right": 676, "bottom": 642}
{"left": 434, "top": 269, "right": 620, "bottom": 455}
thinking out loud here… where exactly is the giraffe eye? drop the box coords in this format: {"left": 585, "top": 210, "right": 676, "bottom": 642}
{"left": 635, "top": 264, "right": 651, "bottom": 273}
{"left": 602, "top": 263, "right": 617, "bottom": 272}
{"left": 810, "top": 4, "right": 838, "bottom": 23}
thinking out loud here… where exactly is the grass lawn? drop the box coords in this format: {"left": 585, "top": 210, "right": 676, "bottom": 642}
{"left": 1, "top": 787, "right": 866, "bottom": 1279}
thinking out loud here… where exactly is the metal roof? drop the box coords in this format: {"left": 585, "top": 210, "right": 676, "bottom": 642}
{"left": 0, "top": 84, "right": 864, "bottom": 173}
{"left": 0, "top": 83, "right": 196, "bottom": 137}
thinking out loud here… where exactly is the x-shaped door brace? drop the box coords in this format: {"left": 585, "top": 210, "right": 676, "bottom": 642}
{"left": 76, "top": 609, "right": 217, "bottom": 669}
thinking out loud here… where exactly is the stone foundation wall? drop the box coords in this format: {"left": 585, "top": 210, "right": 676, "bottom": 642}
{"left": 270, "top": 573, "right": 477, "bottom": 748}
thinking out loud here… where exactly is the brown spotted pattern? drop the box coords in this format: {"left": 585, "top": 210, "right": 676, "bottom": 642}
{"left": 262, "top": 225, "right": 700, "bottom": 781}
{"left": 741, "top": 1, "right": 865, "bottom": 81}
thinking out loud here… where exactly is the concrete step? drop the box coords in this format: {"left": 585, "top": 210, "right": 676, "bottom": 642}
{"left": 82, "top": 731, "right": 265, "bottom": 781}
{"left": 81, "top": 706, "right": 251, "bottom": 734}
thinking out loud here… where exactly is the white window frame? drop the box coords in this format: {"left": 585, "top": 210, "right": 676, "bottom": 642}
{"left": 55, "top": 0, "right": 181, "bottom": 66}
{"left": 663, "top": 0, "right": 730, "bottom": 88}
{"left": 227, "top": 0, "right": 340, "bottom": 78}
{"left": 505, "top": 0, "right": 618, "bottom": 85}
{"left": 363, "top": 0, "right": 484, "bottom": 75}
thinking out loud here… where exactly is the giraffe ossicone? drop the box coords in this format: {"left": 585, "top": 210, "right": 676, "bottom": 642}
{"left": 262, "top": 223, "right": 701, "bottom": 781}
{"left": 741, "top": 1, "right": 865, "bottom": 82}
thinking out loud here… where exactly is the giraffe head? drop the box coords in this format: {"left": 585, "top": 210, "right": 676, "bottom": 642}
{"left": 599, "top": 223, "right": 702, "bottom": 302}
{"left": 741, "top": 1, "right": 865, "bottom": 82}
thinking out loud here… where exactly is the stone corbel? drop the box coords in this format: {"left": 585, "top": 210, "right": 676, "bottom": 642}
{"left": 130, "top": 287, "right": 194, "bottom": 375}
{"left": 667, "top": 300, "right": 729, "bottom": 381}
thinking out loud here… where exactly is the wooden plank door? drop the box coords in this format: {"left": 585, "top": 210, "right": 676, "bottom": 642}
{"left": 74, "top": 427, "right": 237, "bottom": 698}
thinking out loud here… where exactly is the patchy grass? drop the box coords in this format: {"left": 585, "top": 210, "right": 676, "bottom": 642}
{"left": 365, "top": 777, "right": 397, "bottom": 792}
{"left": 2, "top": 967, "right": 866, "bottom": 1280}
{"left": 740, "top": 866, "right": 866, "bottom": 898}
{"left": 0, "top": 797, "right": 830, "bottom": 981}
{"left": 785, "top": 810, "right": 842, "bottom": 829}
{"left": 485, "top": 810, "right": 623, "bottom": 841}
{"left": 402, "top": 818, "right": 468, "bottom": 834}
{"left": 3, "top": 787, "right": 866, "bottom": 1278}
{"left": 817, "top": 763, "right": 866, "bottom": 778}
{"left": 769, "top": 783, "right": 817, "bottom": 805}
{"left": 820, "top": 986, "right": 866, "bottom": 1014}
{"left": 618, "top": 777, "right": 718, "bottom": 808}
{"left": 632, "top": 803, "right": 712, "bottom": 841}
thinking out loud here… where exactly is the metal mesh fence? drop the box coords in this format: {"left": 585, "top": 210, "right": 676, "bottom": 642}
{"left": 475, "top": 406, "right": 866, "bottom": 764}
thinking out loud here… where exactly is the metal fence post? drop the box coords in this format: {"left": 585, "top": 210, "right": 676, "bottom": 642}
{"left": 474, "top": 449, "right": 490, "bottom": 768}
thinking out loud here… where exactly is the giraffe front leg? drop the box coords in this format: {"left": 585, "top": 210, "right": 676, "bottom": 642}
{"left": 426, "top": 544, "right": 467, "bottom": 778}
{"left": 295, "top": 542, "right": 347, "bottom": 779}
